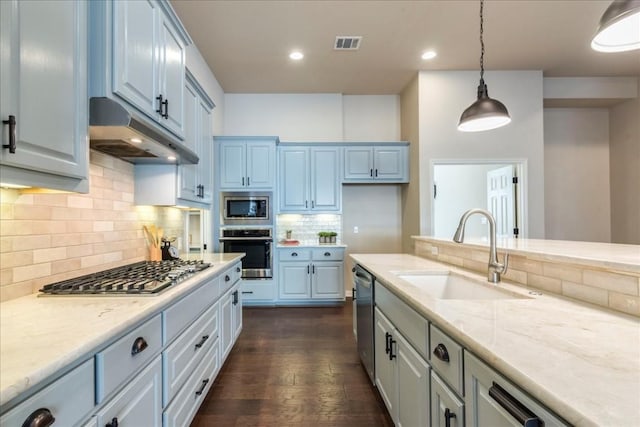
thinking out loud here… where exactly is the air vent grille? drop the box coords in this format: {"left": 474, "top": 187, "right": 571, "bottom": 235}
{"left": 334, "top": 36, "right": 362, "bottom": 50}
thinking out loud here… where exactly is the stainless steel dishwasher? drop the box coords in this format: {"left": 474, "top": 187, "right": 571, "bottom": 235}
{"left": 354, "top": 264, "right": 375, "bottom": 384}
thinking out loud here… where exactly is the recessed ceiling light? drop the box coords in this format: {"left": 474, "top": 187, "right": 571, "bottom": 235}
{"left": 167, "top": 156, "right": 176, "bottom": 161}
{"left": 421, "top": 50, "right": 437, "bottom": 60}
{"left": 130, "top": 138, "right": 142, "bottom": 144}
{"left": 289, "top": 51, "right": 304, "bottom": 60}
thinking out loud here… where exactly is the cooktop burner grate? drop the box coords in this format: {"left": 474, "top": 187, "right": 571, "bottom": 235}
{"left": 39, "top": 259, "right": 211, "bottom": 296}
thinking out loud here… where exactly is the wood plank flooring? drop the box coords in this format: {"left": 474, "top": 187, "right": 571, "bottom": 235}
{"left": 191, "top": 302, "right": 393, "bottom": 427}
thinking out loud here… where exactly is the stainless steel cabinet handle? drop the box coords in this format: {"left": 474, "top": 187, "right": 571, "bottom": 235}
{"left": 2, "top": 115, "right": 16, "bottom": 154}
{"left": 489, "top": 382, "right": 541, "bottom": 426}
{"left": 131, "top": 337, "right": 148, "bottom": 356}
{"left": 433, "top": 343, "right": 450, "bottom": 363}
{"left": 22, "top": 407, "right": 55, "bottom": 427}
{"left": 195, "top": 378, "right": 210, "bottom": 396}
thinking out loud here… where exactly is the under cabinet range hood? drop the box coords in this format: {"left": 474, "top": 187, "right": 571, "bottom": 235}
{"left": 88, "top": 97, "right": 199, "bottom": 165}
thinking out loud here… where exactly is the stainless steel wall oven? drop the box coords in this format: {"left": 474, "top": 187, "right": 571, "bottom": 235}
{"left": 219, "top": 228, "right": 272, "bottom": 279}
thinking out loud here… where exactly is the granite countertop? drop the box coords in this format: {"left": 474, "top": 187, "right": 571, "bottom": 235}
{"left": 350, "top": 253, "right": 640, "bottom": 427}
{"left": 0, "top": 253, "right": 244, "bottom": 411}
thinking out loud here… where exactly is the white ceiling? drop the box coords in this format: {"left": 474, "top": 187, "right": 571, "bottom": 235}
{"left": 171, "top": 0, "right": 640, "bottom": 95}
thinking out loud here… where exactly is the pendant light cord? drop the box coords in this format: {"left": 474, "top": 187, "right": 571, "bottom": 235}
{"left": 479, "top": 0, "right": 485, "bottom": 83}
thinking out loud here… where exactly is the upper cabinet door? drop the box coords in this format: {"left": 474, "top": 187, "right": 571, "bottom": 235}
{"left": 279, "top": 148, "right": 309, "bottom": 212}
{"left": 157, "top": 12, "right": 185, "bottom": 136}
{"left": 374, "top": 146, "right": 407, "bottom": 181}
{"left": 112, "top": 0, "right": 158, "bottom": 117}
{"left": 246, "top": 143, "right": 275, "bottom": 189}
{"left": 198, "top": 100, "right": 213, "bottom": 204}
{"left": 219, "top": 141, "right": 247, "bottom": 189}
{"left": 310, "top": 147, "right": 341, "bottom": 212}
{"left": 178, "top": 81, "right": 199, "bottom": 201}
{"left": 0, "top": 0, "right": 88, "bottom": 187}
{"left": 343, "top": 144, "right": 409, "bottom": 183}
{"left": 343, "top": 147, "right": 374, "bottom": 180}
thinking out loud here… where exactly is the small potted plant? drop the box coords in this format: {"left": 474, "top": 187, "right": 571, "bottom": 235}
{"left": 328, "top": 231, "right": 337, "bottom": 244}
{"left": 286, "top": 230, "right": 293, "bottom": 240}
{"left": 318, "top": 231, "right": 328, "bottom": 244}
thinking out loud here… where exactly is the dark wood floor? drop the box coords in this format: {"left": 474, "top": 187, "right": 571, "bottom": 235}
{"left": 191, "top": 302, "right": 394, "bottom": 427}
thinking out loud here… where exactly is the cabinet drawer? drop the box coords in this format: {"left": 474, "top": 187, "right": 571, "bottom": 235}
{"left": 220, "top": 264, "right": 240, "bottom": 294}
{"left": 96, "top": 314, "right": 162, "bottom": 403}
{"left": 163, "top": 338, "right": 220, "bottom": 427}
{"left": 430, "top": 324, "right": 464, "bottom": 396}
{"left": 0, "top": 359, "right": 94, "bottom": 427}
{"left": 375, "top": 281, "right": 428, "bottom": 359}
{"left": 278, "top": 248, "right": 311, "bottom": 261}
{"left": 164, "top": 276, "right": 220, "bottom": 344}
{"left": 241, "top": 280, "right": 275, "bottom": 301}
{"left": 311, "top": 248, "right": 344, "bottom": 261}
{"left": 96, "top": 356, "right": 162, "bottom": 427}
{"left": 163, "top": 302, "right": 219, "bottom": 406}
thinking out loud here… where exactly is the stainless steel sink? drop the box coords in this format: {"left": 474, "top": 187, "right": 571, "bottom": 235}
{"left": 394, "top": 271, "right": 528, "bottom": 300}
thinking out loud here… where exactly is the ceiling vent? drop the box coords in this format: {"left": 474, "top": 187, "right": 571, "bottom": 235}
{"left": 334, "top": 36, "right": 362, "bottom": 50}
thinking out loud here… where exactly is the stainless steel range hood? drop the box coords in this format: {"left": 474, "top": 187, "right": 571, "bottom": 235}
{"left": 89, "top": 97, "right": 199, "bottom": 165}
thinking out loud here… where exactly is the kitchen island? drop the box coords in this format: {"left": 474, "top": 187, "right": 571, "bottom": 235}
{"left": 351, "top": 251, "right": 640, "bottom": 426}
{"left": 0, "top": 253, "right": 243, "bottom": 419}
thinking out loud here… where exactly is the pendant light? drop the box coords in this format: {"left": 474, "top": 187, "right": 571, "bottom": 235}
{"left": 591, "top": 0, "right": 640, "bottom": 52}
{"left": 458, "top": 0, "right": 511, "bottom": 132}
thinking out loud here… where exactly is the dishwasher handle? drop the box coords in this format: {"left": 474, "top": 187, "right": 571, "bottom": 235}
{"left": 488, "top": 382, "right": 541, "bottom": 427}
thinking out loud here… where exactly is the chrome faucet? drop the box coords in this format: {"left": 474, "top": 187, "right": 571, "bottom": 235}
{"left": 453, "top": 208, "right": 508, "bottom": 283}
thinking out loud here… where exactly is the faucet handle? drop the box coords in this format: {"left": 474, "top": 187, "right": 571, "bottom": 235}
{"left": 500, "top": 252, "right": 509, "bottom": 275}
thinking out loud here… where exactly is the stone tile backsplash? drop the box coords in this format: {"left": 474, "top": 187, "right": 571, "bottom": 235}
{"left": 0, "top": 151, "right": 186, "bottom": 302}
{"left": 276, "top": 214, "right": 342, "bottom": 244}
{"left": 414, "top": 239, "right": 640, "bottom": 317}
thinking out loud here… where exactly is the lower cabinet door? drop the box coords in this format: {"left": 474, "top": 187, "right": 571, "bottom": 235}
{"left": 374, "top": 307, "right": 397, "bottom": 422}
{"left": 232, "top": 283, "right": 243, "bottom": 340}
{"left": 96, "top": 356, "right": 162, "bottom": 427}
{"left": 431, "top": 371, "right": 464, "bottom": 427}
{"left": 220, "top": 287, "right": 234, "bottom": 361}
{"left": 311, "top": 262, "right": 343, "bottom": 299}
{"left": 163, "top": 339, "right": 220, "bottom": 427}
{"left": 278, "top": 261, "right": 311, "bottom": 299}
{"left": 397, "top": 333, "right": 430, "bottom": 427}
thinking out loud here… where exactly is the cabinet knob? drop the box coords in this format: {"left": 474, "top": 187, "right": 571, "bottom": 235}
{"left": 22, "top": 408, "right": 55, "bottom": 427}
{"left": 225, "top": 275, "right": 230, "bottom": 282}
{"left": 2, "top": 115, "right": 16, "bottom": 154}
{"left": 433, "top": 343, "right": 450, "bottom": 363}
{"left": 236, "top": 266, "right": 241, "bottom": 273}
{"left": 131, "top": 337, "right": 148, "bottom": 356}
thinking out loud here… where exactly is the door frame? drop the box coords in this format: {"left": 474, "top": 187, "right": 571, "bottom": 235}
{"left": 430, "top": 159, "right": 529, "bottom": 239}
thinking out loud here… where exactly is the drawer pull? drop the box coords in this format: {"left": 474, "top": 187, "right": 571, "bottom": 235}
{"left": 236, "top": 266, "right": 241, "bottom": 273}
{"left": 291, "top": 252, "right": 298, "bottom": 257}
{"left": 433, "top": 343, "right": 450, "bottom": 363}
{"left": 195, "top": 378, "right": 210, "bottom": 396}
{"left": 489, "top": 382, "right": 541, "bottom": 427}
{"left": 131, "top": 337, "right": 148, "bottom": 356}
{"left": 324, "top": 252, "right": 331, "bottom": 256}
{"left": 225, "top": 275, "right": 230, "bottom": 282}
{"left": 22, "top": 408, "right": 55, "bottom": 427}
{"left": 195, "top": 335, "right": 210, "bottom": 349}
{"left": 444, "top": 408, "right": 456, "bottom": 427}
{"left": 105, "top": 417, "right": 119, "bottom": 427}
{"left": 242, "top": 291, "right": 254, "bottom": 294}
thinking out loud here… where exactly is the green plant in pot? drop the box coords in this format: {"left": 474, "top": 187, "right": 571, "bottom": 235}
{"left": 328, "top": 231, "right": 337, "bottom": 243}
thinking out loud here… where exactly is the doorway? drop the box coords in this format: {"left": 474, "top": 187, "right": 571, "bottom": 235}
{"left": 432, "top": 160, "right": 527, "bottom": 240}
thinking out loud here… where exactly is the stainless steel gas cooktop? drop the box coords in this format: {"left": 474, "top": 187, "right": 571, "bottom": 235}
{"left": 39, "top": 259, "right": 211, "bottom": 296}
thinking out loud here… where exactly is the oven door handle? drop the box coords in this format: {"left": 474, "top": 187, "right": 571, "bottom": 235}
{"left": 219, "top": 237, "right": 273, "bottom": 242}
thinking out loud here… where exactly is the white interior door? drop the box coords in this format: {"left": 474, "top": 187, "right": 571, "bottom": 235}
{"left": 486, "top": 166, "right": 516, "bottom": 238}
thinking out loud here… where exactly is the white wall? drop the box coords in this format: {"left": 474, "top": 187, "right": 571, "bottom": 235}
{"left": 418, "top": 70, "right": 545, "bottom": 238}
{"left": 343, "top": 95, "right": 400, "bottom": 141}
{"left": 544, "top": 108, "right": 611, "bottom": 242}
{"left": 610, "top": 95, "right": 640, "bottom": 244}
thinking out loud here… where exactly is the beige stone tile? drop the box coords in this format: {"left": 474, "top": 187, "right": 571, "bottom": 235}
{"left": 1, "top": 251, "right": 33, "bottom": 268}
{"left": 0, "top": 237, "right": 11, "bottom": 253}
{"left": 113, "top": 180, "right": 133, "bottom": 193}
{"left": 51, "top": 258, "right": 82, "bottom": 275}
{"left": 440, "top": 244, "right": 473, "bottom": 260}
{"left": 437, "top": 254, "right": 464, "bottom": 267}
{"left": 89, "top": 162, "right": 104, "bottom": 177}
{"left": 583, "top": 269, "right": 638, "bottom": 296}
{"left": 33, "top": 247, "right": 67, "bottom": 263}
{"left": 67, "top": 195, "right": 93, "bottom": 209}
{"left": 81, "top": 254, "right": 105, "bottom": 269}
{"left": 12, "top": 204, "right": 52, "bottom": 220}
{"left": 66, "top": 221, "right": 92, "bottom": 233}
{"left": 8, "top": 235, "right": 52, "bottom": 251}
{"left": 509, "top": 257, "right": 544, "bottom": 275}
{"left": 103, "top": 251, "right": 123, "bottom": 264}
{"left": 609, "top": 292, "right": 640, "bottom": 317}
{"left": 543, "top": 263, "right": 583, "bottom": 283}
{"left": 503, "top": 268, "right": 527, "bottom": 285}
{"left": 528, "top": 274, "right": 562, "bottom": 294}
{"left": 0, "top": 220, "right": 59, "bottom": 236}
{"left": 93, "top": 199, "right": 114, "bottom": 210}
{"left": 67, "top": 244, "right": 94, "bottom": 258}
{"left": 462, "top": 258, "right": 487, "bottom": 274}
{"left": 50, "top": 234, "right": 82, "bottom": 248}
{"left": 1, "top": 268, "right": 13, "bottom": 286}
{"left": 32, "top": 194, "right": 67, "bottom": 207}
{"left": 13, "top": 263, "right": 51, "bottom": 282}
{"left": 50, "top": 207, "right": 82, "bottom": 220}
{"left": 90, "top": 150, "right": 115, "bottom": 169}
{"left": 81, "top": 233, "right": 104, "bottom": 244}
{"left": 113, "top": 200, "right": 132, "bottom": 211}
{"left": 121, "top": 192, "right": 134, "bottom": 203}
{"left": 93, "top": 221, "right": 114, "bottom": 232}
{"left": 561, "top": 281, "right": 608, "bottom": 307}
{"left": 471, "top": 249, "right": 489, "bottom": 263}
{"left": 0, "top": 282, "right": 32, "bottom": 303}
{"left": 0, "top": 203, "right": 13, "bottom": 219}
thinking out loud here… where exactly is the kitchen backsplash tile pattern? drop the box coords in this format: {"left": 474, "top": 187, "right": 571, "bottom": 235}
{"left": 414, "top": 239, "right": 640, "bottom": 317}
{"left": 0, "top": 151, "right": 186, "bottom": 302}
{"left": 276, "top": 214, "right": 342, "bottom": 244}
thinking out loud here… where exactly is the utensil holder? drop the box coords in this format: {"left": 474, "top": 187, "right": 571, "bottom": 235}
{"left": 149, "top": 246, "right": 162, "bottom": 261}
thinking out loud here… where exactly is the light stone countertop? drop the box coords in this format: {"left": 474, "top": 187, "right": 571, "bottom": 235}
{"left": 276, "top": 242, "right": 347, "bottom": 249}
{"left": 414, "top": 236, "right": 640, "bottom": 273}
{"left": 0, "top": 253, "right": 244, "bottom": 411}
{"left": 350, "top": 253, "right": 640, "bottom": 427}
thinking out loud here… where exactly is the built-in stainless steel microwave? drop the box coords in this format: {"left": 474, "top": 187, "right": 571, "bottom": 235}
{"left": 221, "top": 192, "right": 272, "bottom": 225}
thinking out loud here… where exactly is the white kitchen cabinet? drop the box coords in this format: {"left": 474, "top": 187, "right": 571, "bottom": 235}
{"left": 432, "top": 371, "right": 464, "bottom": 427}
{"left": 278, "top": 248, "right": 345, "bottom": 301}
{"left": 0, "top": 359, "right": 94, "bottom": 427}
{"left": 464, "top": 351, "right": 568, "bottom": 427}
{"left": 343, "top": 144, "right": 409, "bottom": 183}
{"left": 374, "top": 306, "right": 430, "bottom": 426}
{"left": 279, "top": 145, "right": 341, "bottom": 213}
{"left": 96, "top": 356, "right": 162, "bottom": 427}
{"left": 220, "top": 280, "right": 242, "bottom": 363}
{"left": 0, "top": 0, "right": 89, "bottom": 192}
{"left": 217, "top": 137, "right": 277, "bottom": 190}
{"left": 109, "top": 0, "right": 187, "bottom": 137}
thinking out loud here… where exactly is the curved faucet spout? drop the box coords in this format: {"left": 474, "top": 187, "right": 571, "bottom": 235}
{"left": 453, "top": 208, "right": 508, "bottom": 283}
